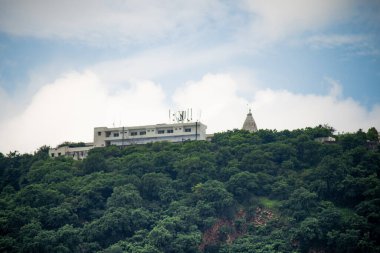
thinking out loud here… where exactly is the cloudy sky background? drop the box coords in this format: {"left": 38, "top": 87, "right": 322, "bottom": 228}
{"left": 0, "top": 0, "right": 379, "bottom": 153}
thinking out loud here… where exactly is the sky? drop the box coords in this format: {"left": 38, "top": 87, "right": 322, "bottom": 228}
{"left": 0, "top": 0, "right": 379, "bottom": 153}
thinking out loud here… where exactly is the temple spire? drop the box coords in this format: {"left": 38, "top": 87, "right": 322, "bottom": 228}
{"left": 242, "top": 108, "right": 258, "bottom": 132}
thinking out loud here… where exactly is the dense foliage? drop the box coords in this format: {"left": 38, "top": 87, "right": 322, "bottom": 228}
{"left": 0, "top": 126, "right": 379, "bottom": 253}
{"left": 57, "top": 142, "right": 87, "bottom": 148}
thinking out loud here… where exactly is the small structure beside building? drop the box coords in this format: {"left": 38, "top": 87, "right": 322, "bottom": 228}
{"left": 49, "top": 143, "right": 94, "bottom": 159}
{"left": 206, "top": 134, "right": 214, "bottom": 142}
{"left": 366, "top": 140, "right": 379, "bottom": 150}
{"left": 314, "top": 136, "right": 336, "bottom": 143}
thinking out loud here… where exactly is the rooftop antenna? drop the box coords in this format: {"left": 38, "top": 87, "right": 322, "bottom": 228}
{"left": 169, "top": 108, "right": 193, "bottom": 123}
{"left": 179, "top": 110, "right": 185, "bottom": 122}
{"left": 169, "top": 110, "right": 175, "bottom": 122}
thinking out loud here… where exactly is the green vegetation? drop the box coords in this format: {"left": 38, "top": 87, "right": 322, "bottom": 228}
{"left": 258, "top": 197, "right": 281, "bottom": 209}
{"left": 57, "top": 142, "right": 87, "bottom": 148}
{"left": 0, "top": 126, "right": 379, "bottom": 252}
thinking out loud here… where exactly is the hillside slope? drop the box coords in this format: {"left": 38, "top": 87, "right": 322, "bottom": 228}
{"left": 0, "top": 127, "right": 379, "bottom": 252}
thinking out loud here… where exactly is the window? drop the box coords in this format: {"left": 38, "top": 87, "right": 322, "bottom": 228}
{"left": 131, "top": 132, "right": 138, "bottom": 136}
{"left": 167, "top": 129, "right": 173, "bottom": 133}
{"left": 51, "top": 153, "right": 55, "bottom": 157}
{"left": 140, "top": 131, "right": 146, "bottom": 135}
{"left": 58, "top": 153, "right": 61, "bottom": 156}
{"left": 113, "top": 132, "right": 119, "bottom": 137}
{"left": 158, "top": 130, "right": 165, "bottom": 134}
{"left": 98, "top": 131, "right": 102, "bottom": 136}
{"left": 185, "top": 128, "right": 191, "bottom": 132}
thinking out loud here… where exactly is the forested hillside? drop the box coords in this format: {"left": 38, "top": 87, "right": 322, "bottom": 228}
{"left": 1, "top": 126, "right": 379, "bottom": 253}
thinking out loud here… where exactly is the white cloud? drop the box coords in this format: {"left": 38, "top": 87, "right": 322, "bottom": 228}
{"left": 0, "top": 0, "right": 366, "bottom": 47}
{"left": 173, "top": 73, "right": 380, "bottom": 134}
{"left": 326, "top": 78, "right": 343, "bottom": 98}
{"left": 1, "top": 72, "right": 379, "bottom": 154}
{"left": 0, "top": 87, "right": 16, "bottom": 123}
{"left": 252, "top": 89, "right": 380, "bottom": 132}
{"left": 0, "top": 0, "right": 226, "bottom": 45}
{"left": 306, "top": 34, "right": 367, "bottom": 48}
{"left": 242, "top": 0, "right": 356, "bottom": 41}
{"left": 92, "top": 43, "right": 242, "bottom": 85}
{"left": 304, "top": 34, "right": 380, "bottom": 56}
{"left": 0, "top": 71, "right": 168, "bottom": 153}
{"left": 173, "top": 74, "right": 249, "bottom": 132}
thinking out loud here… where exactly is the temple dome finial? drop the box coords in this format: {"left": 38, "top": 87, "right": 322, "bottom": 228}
{"left": 242, "top": 108, "right": 257, "bottom": 132}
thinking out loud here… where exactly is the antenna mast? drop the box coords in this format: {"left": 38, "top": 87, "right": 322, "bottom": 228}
{"left": 169, "top": 108, "right": 194, "bottom": 123}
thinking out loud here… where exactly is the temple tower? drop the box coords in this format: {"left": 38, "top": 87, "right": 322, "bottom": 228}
{"left": 242, "top": 109, "right": 258, "bottom": 133}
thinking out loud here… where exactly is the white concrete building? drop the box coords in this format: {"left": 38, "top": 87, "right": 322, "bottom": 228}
{"left": 94, "top": 121, "right": 207, "bottom": 147}
{"left": 49, "top": 121, "right": 207, "bottom": 159}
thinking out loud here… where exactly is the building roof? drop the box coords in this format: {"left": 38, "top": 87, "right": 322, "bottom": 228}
{"left": 95, "top": 121, "right": 206, "bottom": 131}
{"left": 242, "top": 109, "right": 258, "bottom": 133}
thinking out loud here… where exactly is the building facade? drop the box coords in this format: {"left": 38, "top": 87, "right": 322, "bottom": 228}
{"left": 94, "top": 122, "right": 207, "bottom": 147}
{"left": 49, "top": 121, "right": 207, "bottom": 159}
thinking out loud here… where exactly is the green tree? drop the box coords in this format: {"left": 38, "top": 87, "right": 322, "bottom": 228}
{"left": 283, "top": 187, "right": 318, "bottom": 220}
{"left": 140, "top": 173, "right": 173, "bottom": 201}
{"left": 193, "top": 180, "right": 234, "bottom": 217}
{"left": 16, "top": 184, "right": 64, "bottom": 208}
{"left": 240, "top": 150, "right": 276, "bottom": 174}
{"left": 83, "top": 152, "right": 107, "bottom": 174}
{"left": 296, "top": 217, "right": 323, "bottom": 251}
{"left": 148, "top": 216, "right": 201, "bottom": 253}
{"left": 227, "top": 171, "right": 258, "bottom": 200}
{"left": 107, "top": 184, "right": 142, "bottom": 209}
{"left": 174, "top": 156, "right": 216, "bottom": 187}
{"left": 367, "top": 127, "right": 379, "bottom": 141}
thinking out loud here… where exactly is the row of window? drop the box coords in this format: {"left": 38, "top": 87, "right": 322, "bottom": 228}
{"left": 157, "top": 128, "right": 192, "bottom": 134}
{"left": 100, "top": 128, "right": 193, "bottom": 138}
{"left": 157, "top": 129, "right": 174, "bottom": 134}
{"left": 131, "top": 131, "right": 146, "bottom": 136}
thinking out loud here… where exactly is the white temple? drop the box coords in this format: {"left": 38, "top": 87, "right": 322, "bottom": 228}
{"left": 242, "top": 109, "right": 258, "bottom": 132}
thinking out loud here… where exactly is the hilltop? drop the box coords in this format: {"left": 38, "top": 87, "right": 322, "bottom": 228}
{"left": 0, "top": 126, "right": 379, "bottom": 252}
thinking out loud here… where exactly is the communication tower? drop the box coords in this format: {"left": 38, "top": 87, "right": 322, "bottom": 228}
{"left": 169, "top": 109, "right": 193, "bottom": 123}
